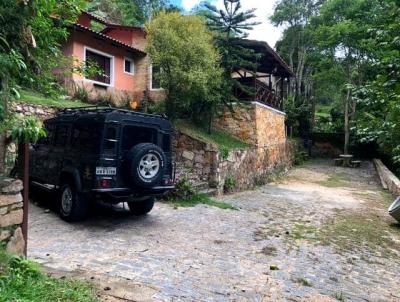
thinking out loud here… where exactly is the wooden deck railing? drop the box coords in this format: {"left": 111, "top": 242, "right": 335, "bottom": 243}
{"left": 235, "top": 77, "right": 283, "bottom": 111}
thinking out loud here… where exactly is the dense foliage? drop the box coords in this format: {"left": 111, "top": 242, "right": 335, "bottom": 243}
{"left": 146, "top": 12, "right": 223, "bottom": 121}
{"left": 203, "top": 0, "right": 260, "bottom": 104}
{"left": 0, "top": 0, "right": 84, "bottom": 174}
{"left": 87, "top": 0, "right": 180, "bottom": 26}
{"left": 272, "top": 0, "right": 400, "bottom": 166}
{"left": 353, "top": 1, "right": 400, "bottom": 165}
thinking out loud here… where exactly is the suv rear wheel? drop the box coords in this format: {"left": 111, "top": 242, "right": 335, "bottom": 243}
{"left": 127, "top": 143, "right": 166, "bottom": 188}
{"left": 127, "top": 197, "right": 155, "bottom": 215}
{"left": 59, "top": 183, "right": 89, "bottom": 222}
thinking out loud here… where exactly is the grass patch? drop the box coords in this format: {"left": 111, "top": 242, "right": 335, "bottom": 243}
{"left": 18, "top": 89, "right": 89, "bottom": 108}
{"left": 289, "top": 222, "right": 319, "bottom": 241}
{"left": 319, "top": 212, "right": 400, "bottom": 256}
{"left": 0, "top": 249, "right": 99, "bottom": 302}
{"left": 174, "top": 120, "right": 249, "bottom": 152}
{"left": 333, "top": 291, "right": 346, "bottom": 301}
{"left": 317, "top": 173, "right": 351, "bottom": 188}
{"left": 169, "top": 193, "right": 237, "bottom": 210}
{"left": 294, "top": 277, "right": 312, "bottom": 287}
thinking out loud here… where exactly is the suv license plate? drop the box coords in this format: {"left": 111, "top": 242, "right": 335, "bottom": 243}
{"left": 96, "top": 167, "right": 117, "bottom": 175}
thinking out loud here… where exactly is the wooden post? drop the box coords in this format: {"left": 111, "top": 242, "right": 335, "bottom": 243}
{"left": 19, "top": 143, "right": 29, "bottom": 257}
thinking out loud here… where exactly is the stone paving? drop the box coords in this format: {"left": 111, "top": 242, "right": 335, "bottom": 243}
{"left": 28, "top": 160, "right": 400, "bottom": 301}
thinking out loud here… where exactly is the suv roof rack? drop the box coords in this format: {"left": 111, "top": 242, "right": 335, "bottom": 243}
{"left": 59, "top": 105, "right": 168, "bottom": 119}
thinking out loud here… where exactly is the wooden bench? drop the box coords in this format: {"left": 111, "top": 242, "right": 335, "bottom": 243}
{"left": 351, "top": 160, "right": 362, "bottom": 168}
{"left": 334, "top": 158, "right": 343, "bottom": 166}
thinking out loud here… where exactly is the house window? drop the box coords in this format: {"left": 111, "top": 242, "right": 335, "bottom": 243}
{"left": 151, "top": 65, "right": 162, "bottom": 90}
{"left": 124, "top": 58, "right": 134, "bottom": 75}
{"left": 85, "top": 48, "right": 113, "bottom": 86}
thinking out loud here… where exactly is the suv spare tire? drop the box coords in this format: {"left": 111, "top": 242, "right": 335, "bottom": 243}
{"left": 127, "top": 143, "right": 166, "bottom": 188}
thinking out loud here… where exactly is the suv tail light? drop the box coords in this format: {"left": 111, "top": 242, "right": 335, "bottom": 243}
{"left": 99, "top": 178, "right": 110, "bottom": 188}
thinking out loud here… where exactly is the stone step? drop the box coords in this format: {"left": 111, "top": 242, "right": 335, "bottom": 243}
{"left": 198, "top": 188, "right": 218, "bottom": 197}
{"left": 192, "top": 181, "right": 210, "bottom": 191}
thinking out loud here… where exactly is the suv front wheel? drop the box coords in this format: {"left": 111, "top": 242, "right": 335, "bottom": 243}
{"left": 127, "top": 197, "right": 155, "bottom": 215}
{"left": 59, "top": 183, "right": 89, "bottom": 222}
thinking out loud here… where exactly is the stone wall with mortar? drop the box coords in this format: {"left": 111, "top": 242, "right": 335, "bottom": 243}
{"left": 212, "top": 141, "right": 297, "bottom": 193}
{"left": 254, "top": 102, "right": 286, "bottom": 147}
{"left": 173, "top": 129, "right": 297, "bottom": 194}
{"left": 173, "top": 131, "right": 217, "bottom": 184}
{"left": 213, "top": 102, "right": 286, "bottom": 147}
{"left": 0, "top": 179, "right": 25, "bottom": 255}
{"left": 213, "top": 104, "right": 257, "bottom": 144}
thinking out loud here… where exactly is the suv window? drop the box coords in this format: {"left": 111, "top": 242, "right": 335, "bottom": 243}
{"left": 121, "top": 125, "right": 156, "bottom": 151}
{"left": 104, "top": 127, "right": 117, "bottom": 152}
{"left": 71, "top": 123, "right": 102, "bottom": 153}
{"left": 54, "top": 124, "right": 70, "bottom": 147}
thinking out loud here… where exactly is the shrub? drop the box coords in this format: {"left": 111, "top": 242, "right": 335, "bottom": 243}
{"left": 219, "top": 147, "right": 229, "bottom": 160}
{"left": 147, "top": 100, "right": 166, "bottom": 114}
{"left": 223, "top": 175, "right": 237, "bottom": 193}
{"left": 73, "top": 84, "right": 89, "bottom": 103}
{"left": 169, "top": 176, "right": 196, "bottom": 200}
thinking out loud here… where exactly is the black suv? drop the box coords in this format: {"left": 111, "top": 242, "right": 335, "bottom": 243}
{"left": 30, "top": 107, "right": 174, "bottom": 221}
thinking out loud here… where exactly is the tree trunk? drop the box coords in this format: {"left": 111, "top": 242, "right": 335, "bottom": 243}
{"left": 295, "top": 47, "right": 306, "bottom": 104}
{"left": 344, "top": 88, "right": 351, "bottom": 155}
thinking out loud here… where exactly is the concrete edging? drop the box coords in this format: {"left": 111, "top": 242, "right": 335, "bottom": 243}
{"left": 373, "top": 159, "right": 400, "bottom": 195}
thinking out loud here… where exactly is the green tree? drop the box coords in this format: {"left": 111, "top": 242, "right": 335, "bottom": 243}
{"left": 146, "top": 12, "right": 223, "bottom": 122}
{"left": 203, "top": 0, "right": 260, "bottom": 103}
{"left": 0, "top": 0, "right": 84, "bottom": 174}
{"left": 87, "top": 0, "right": 177, "bottom": 26}
{"left": 272, "top": 0, "right": 325, "bottom": 135}
{"left": 312, "top": 0, "right": 379, "bottom": 154}
{"left": 354, "top": 1, "right": 400, "bottom": 167}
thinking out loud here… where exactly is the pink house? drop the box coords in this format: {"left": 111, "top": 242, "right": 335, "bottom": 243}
{"left": 61, "top": 12, "right": 165, "bottom": 106}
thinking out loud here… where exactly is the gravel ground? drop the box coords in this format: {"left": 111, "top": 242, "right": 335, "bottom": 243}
{"left": 28, "top": 160, "right": 400, "bottom": 301}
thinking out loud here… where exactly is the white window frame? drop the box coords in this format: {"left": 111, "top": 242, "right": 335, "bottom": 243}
{"left": 124, "top": 57, "right": 135, "bottom": 75}
{"left": 83, "top": 46, "right": 115, "bottom": 87}
{"left": 149, "top": 64, "right": 164, "bottom": 91}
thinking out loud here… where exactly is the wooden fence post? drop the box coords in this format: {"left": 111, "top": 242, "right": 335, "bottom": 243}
{"left": 18, "top": 143, "right": 29, "bottom": 257}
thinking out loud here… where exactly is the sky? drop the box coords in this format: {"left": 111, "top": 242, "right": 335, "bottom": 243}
{"left": 170, "top": 0, "right": 283, "bottom": 48}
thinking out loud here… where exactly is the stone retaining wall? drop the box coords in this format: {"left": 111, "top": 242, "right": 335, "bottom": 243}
{"left": 373, "top": 159, "right": 400, "bottom": 195}
{"left": 213, "top": 141, "right": 297, "bottom": 192}
{"left": 0, "top": 178, "right": 25, "bottom": 255}
{"left": 173, "top": 131, "right": 217, "bottom": 184}
{"left": 213, "top": 102, "right": 286, "bottom": 147}
{"left": 173, "top": 130, "right": 297, "bottom": 194}
{"left": 10, "top": 102, "right": 58, "bottom": 121}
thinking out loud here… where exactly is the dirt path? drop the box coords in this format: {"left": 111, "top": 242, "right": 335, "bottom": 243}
{"left": 28, "top": 160, "right": 400, "bottom": 301}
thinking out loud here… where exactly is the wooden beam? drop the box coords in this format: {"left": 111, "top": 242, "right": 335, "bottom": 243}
{"left": 19, "top": 143, "right": 29, "bottom": 257}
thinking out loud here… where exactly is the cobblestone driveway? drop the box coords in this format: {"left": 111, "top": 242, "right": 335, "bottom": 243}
{"left": 28, "top": 160, "right": 400, "bottom": 301}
